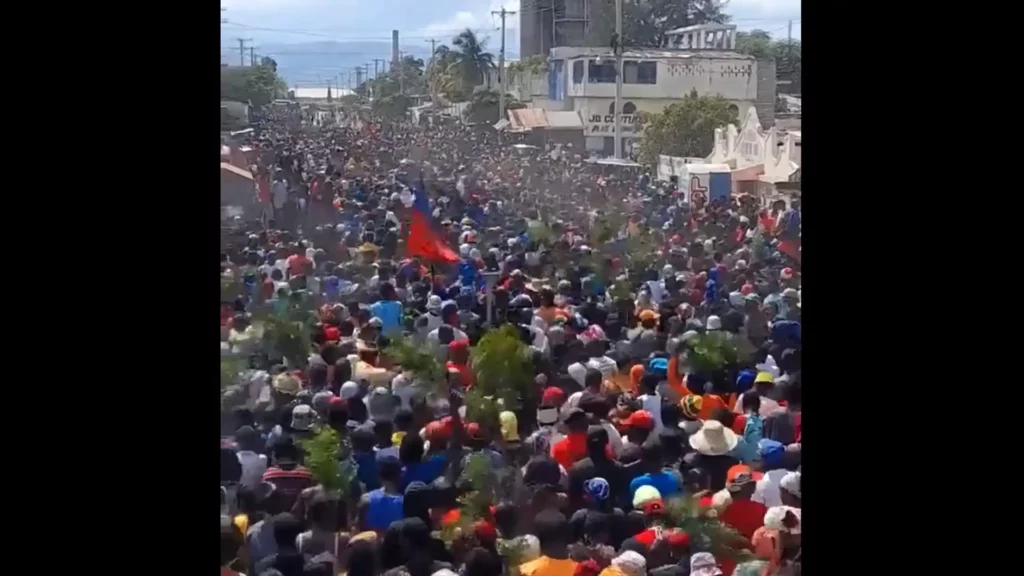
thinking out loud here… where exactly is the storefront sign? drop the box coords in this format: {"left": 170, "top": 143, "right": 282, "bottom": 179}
{"left": 585, "top": 113, "right": 641, "bottom": 135}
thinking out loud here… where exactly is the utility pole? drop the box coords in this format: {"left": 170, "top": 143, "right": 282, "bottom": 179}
{"left": 492, "top": 6, "right": 517, "bottom": 124}
{"left": 786, "top": 20, "right": 793, "bottom": 81}
{"left": 250, "top": 46, "right": 256, "bottom": 66}
{"left": 373, "top": 59, "right": 385, "bottom": 80}
{"left": 237, "top": 38, "right": 252, "bottom": 67}
{"left": 425, "top": 38, "right": 438, "bottom": 69}
{"left": 399, "top": 51, "right": 405, "bottom": 95}
{"left": 613, "top": 0, "right": 623, "bottom": 159}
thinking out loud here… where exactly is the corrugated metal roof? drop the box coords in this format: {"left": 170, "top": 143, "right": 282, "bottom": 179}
{"left": 221, "top": 162, "right": 253, "bottom": 181}
{"left": 506, "top": 109, "right": 583, "bottom": 131}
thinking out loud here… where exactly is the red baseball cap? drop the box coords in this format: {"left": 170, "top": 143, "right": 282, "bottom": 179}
{"left": 624, "top": 410, "right": 655, "bottom": 430}
{"left": 465, "top": 422, "right": 483, "bottom": 440}
{"left": 448, "top": 339, "right": 471, "bottom": 352}
{"left": 726, "top": 464, "right": 764, "bottom": 484}
{"left": 324, "top": 326, "right": 341, "bottom": 341}
{"left": 425, "top": 421, "right": 450, "bottom": 442}
{"left": 541, "top": 387, "right": 566, "bottom": 406}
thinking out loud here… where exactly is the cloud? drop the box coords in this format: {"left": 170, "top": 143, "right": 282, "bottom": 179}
{"left": 419, "top": 0, "right": 520, "bottom": 36}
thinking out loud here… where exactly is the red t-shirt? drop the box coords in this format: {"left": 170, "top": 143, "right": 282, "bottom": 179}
{"left": 720, "top": 498, "right": 767, "bottom": 539}
{"left": 445, "top": 361, "right": 475, "bottom": 389}
{"left": 286, "top": 254, "right": 311, "bottom": 277}
{"left": 719, "top": 499, "right": 767, "bottom": 576}
{"left": 550, "top": 433, "right": 614, "bottom": 469}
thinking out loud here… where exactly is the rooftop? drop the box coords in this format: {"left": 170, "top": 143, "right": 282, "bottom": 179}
{"left": 665, "top": 23, "right": 738, "bottom": 35}
{"left": 551, "top": 46, "right": 753, "bottom": 60}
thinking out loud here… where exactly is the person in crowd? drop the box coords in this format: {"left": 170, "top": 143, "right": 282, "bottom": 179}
{"left": 220, "top": 105, "right": 801, "bottom": 576}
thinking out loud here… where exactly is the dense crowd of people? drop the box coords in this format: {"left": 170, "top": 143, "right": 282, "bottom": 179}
{"left": 220, "top": 104, "right": 802, "bottom": 576}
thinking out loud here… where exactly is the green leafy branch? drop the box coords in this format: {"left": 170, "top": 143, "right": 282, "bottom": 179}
{"left": 300, "top": 426, "right": 356, "bottom": 501}
{"left": 664, "top": 496, "right": 756, "bottom": 563}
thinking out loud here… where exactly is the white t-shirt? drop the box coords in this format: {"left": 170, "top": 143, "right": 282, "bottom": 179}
{"left": 752, "top": 468, "right": 790, "bottom": 508}
{"left": 586, "top": 356, "right": 618, "bottom": 380}
{"left": 237, "top": 450, "right": 268, "bottom": 489}
{"left": 639, "top": 393, "right": 664, "bottom": 433}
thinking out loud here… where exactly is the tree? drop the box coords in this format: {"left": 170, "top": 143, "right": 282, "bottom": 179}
{"left": 464, "top": 89, "right": 521, "bottom": 124}
{"left": 326, "top": 86, "right": 333, "bottom": 103}
{"left": 427, "top": 44, "right": 467, "bottom": 103}
{"left": 451, "top": 29, "right": 495, "bottom": 90}
{"left": 736, "top": 30, "right": 802, "bottom": 94}
{"left": 260, "top": 56, "right": 278, "bottom": 72}
{"left": 591, "top": 0, "right": 729, "bottom": 48}
{"left": 221, "top": 63, "right": 287, "bottom": 109}
{"left": 372, "top": 93, "right": 413, "bottom": 119}
{"left": 357, "top": 54, "right": 428, "bottom": 107}
{"left": 735, "top": 29, "right": 774, "bottom": 58}
{"left": 506, "top": 55, "right": 548, "bottom": 97}
{"left": 637, "top": 89, "right": 737, "bottom": 165}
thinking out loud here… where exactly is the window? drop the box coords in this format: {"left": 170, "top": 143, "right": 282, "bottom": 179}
{"left": 588, "top": 60, "right": 617, "bottom": 83}
{"left": 608, "top": 101, "right": 636, "bottom": 114}
{"left": 623, "top": 61, "right": 657, "bottom": 84}
{"left": 572, "top": 60, "right": 584, "bottom": 84}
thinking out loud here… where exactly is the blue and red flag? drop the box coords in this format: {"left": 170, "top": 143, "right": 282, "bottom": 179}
{"left": 406, "top": 177, "right": 459, "bottom": 263}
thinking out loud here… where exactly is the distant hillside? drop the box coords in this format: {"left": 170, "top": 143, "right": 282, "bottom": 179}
{"left": 220, "top": 41, "right": 518, "bottom": 88}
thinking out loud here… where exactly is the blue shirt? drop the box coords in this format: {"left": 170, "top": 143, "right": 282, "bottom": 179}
{"left": 401, "top": 454, "right": 447, "bottom": 491}
{"left": 353, "top": 451, "right": 380, "bottom": 491}
{"left": 369, "top": 300, "right": 404, "bottom": 335}
{"left": 630, "top": 471, "right": 683, "bottom": 503}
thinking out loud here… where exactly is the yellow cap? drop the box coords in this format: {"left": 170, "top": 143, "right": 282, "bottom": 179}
{"left": 499, "top": 411, "right": 520, "bottom": 442}
{"left": 755, "top": 371, "right": 775, "bottom": 384}
{"left": 392, "top": 431, "right": 407, "bottom": 447}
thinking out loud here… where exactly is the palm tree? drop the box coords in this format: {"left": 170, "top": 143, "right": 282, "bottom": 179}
{"left": 451, "top": 29, "right": 495, "bottom": 91}
{"left": 427, "top": 44, "right": 465, "bottom": 103}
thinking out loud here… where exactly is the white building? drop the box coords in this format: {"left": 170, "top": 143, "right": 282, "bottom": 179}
{"left": 503, "top": 25, "right": 775, "bottom": 156}
{"left": 706, "top": 106, "right": 800, "bottom": 196}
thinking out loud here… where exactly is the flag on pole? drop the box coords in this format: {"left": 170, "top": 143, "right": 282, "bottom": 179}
{"left": 405, "top": 177, "right": 459, "bottom": 263}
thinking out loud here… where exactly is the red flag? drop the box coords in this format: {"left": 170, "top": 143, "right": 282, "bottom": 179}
{"left": 407, "top": 211, "right": 459, "bottom": 263}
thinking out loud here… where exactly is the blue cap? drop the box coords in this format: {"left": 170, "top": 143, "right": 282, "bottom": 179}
{"left": 583, "top": 477, "right": 610, "bottom": 501}
{"left": 648, "top": 358, "right": 669, "bottom": 375}
{"left": 758, "top": 439, "right": 785, "bottom": 467}
{"left": 736, "top": 370, "right": 757, "bottom": 394}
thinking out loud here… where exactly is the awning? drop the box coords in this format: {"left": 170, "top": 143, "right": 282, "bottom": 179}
{"left": 506, "top": 109, "right": 584, "bottom": 132}
{"left": 221, "top": 162, "right": 254, "bottom": 181}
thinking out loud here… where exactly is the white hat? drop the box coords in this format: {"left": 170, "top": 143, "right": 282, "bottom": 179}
{"left": 459, "top": 243, "right": 472, "bottom": 257}
{"left": 780, "top": 471, "right": 801, "bottom": 498}
{"left": 690, "top": 552, "right": 723, "bottom": 576}
{"left": 427, "top": 295, "right": 443, "bottom": 311}
{"left": 706, "top": 315, "right": 722, "bottom": 331}
{"left": 290, "top": 404, "right": 315, "bottom": 431}
{"left": 688, "top": 420, "right": 738, "bottom": 456}
{"left": 764, "top": 506, "right": 801, "bottom": 534}
{"left": 339, "top": 380, "right": 360, "bottom": 400}
{"left": 728, "top": 291, "right": 745, "bottom": 307}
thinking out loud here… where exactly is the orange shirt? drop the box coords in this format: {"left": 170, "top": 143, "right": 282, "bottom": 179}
{"left": 520, "top": 556, "right": 578, "bottom": 576}
{"left": 667, "top": 356, "right": 693, "bottom": 398}
{"left": 699, "top": 394, "right": 735, "bottom": 420}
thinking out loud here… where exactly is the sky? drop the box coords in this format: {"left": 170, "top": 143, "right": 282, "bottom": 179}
{"left": 220, "top": 0, "right": 801, "bottom": 52}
